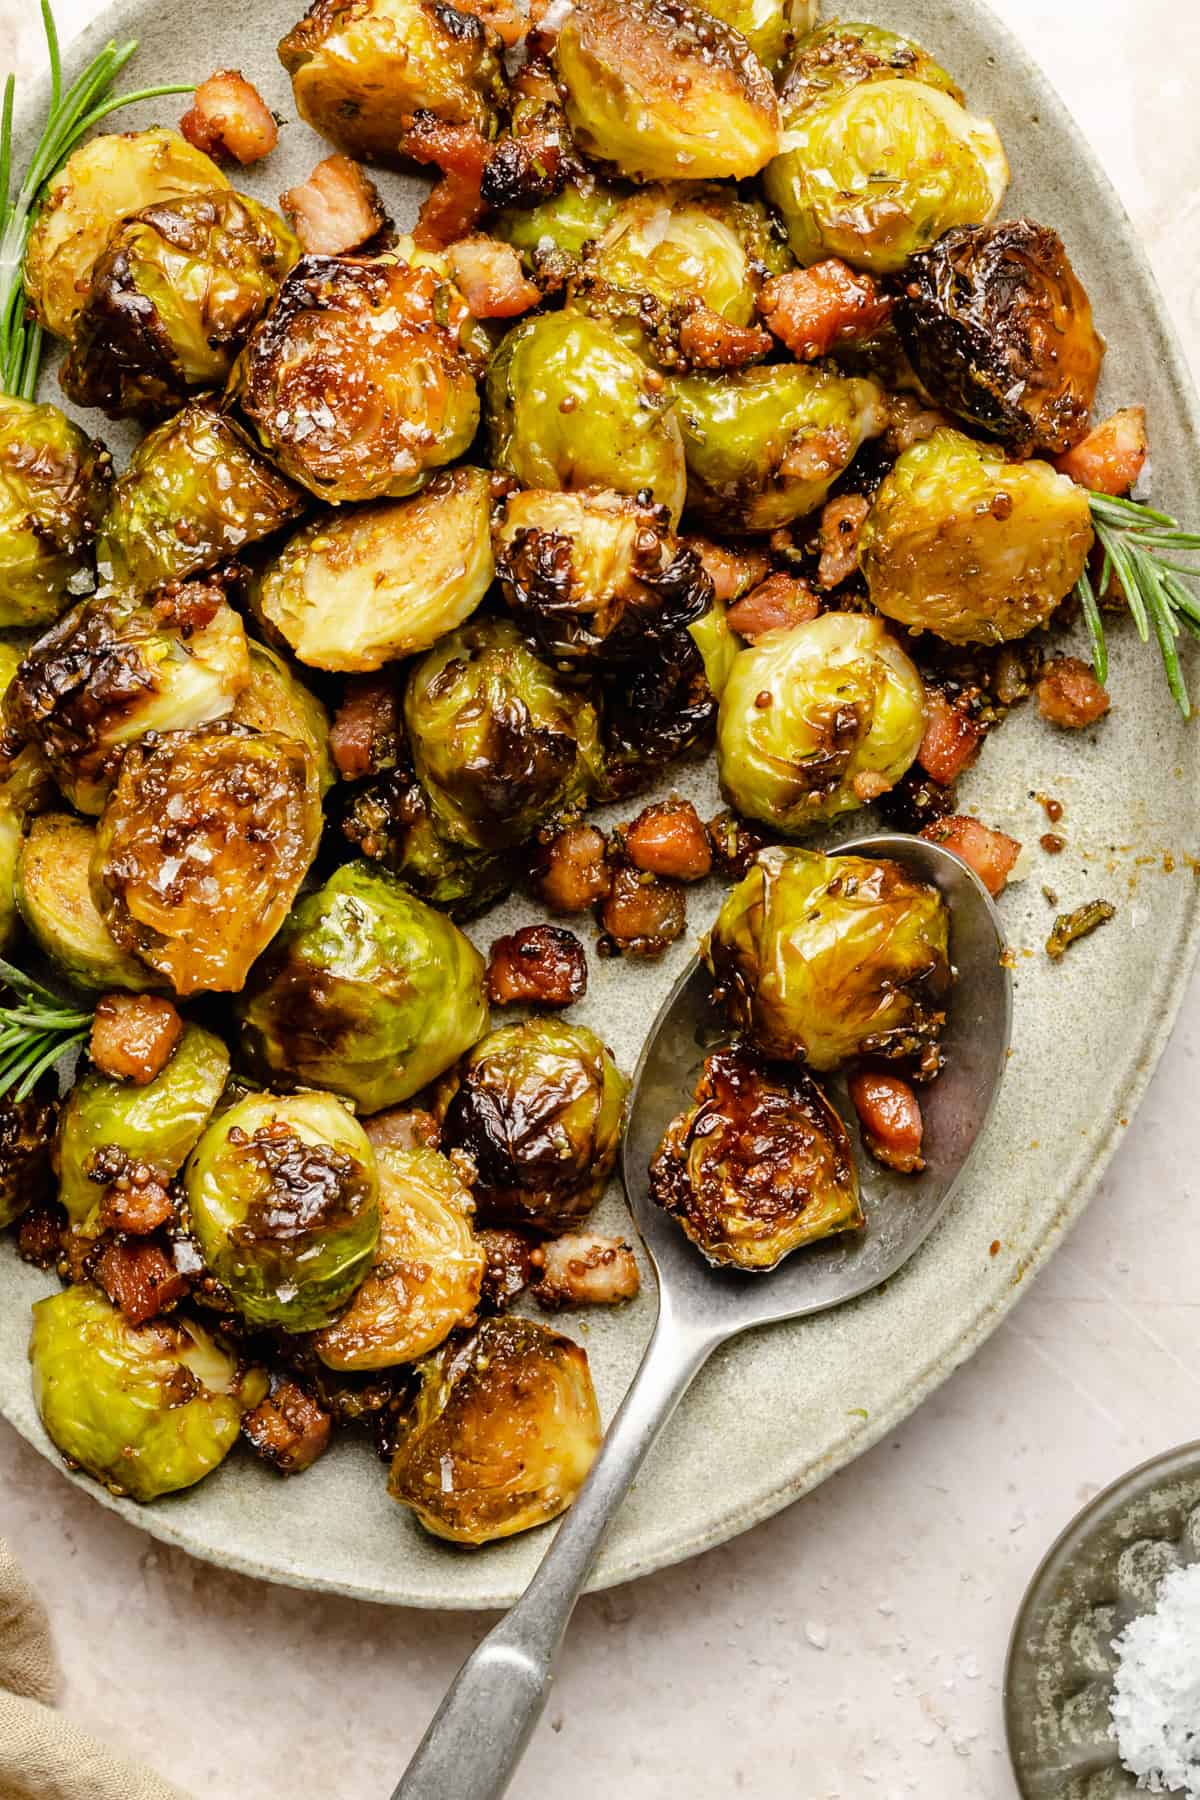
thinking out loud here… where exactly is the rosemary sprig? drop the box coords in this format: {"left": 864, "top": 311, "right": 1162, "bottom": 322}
{"left": 1079, "top": 491, "right": 1200, "bottom": 720}
{"left": 0, "top": 957, "right": 90, "bottom": 1101}
{"left": 0, "top": 0, "right": 192, "bottom": 399}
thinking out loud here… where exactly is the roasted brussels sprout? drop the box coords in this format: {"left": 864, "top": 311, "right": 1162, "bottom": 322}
{"left": 493, "top": 180, "right": 621, "bottom": 272}
{"left": 895, "top": 220, "right": 1105, "bottom": 456}
{"left": 693, "top": 0, "right": 815, "bottom": 70}
{"left": 650, "top": 1042, "right": 862, "bottom": 1269}
{"left": 673, "top": 364, "right": 887, "bottom": 533}
{"left": 30, "top": 1285, "right": 265, "bottom": 1501}
{"left": 404, "top": 619, "right": 602, "bottom": 852}
{"left": 23, "top": 127, "right": 230, "bottom": 342}
{"left": 764, "top": 23, "right": 1008, "bottom": 272}
{"left": 342, "top": 766, "right": 515, "bottom": 919}
{"left": 704, "top": 846, "right": 951, "bottom": 1071}
{"left": 61, "top": 191, "right": 299, "bottom": 419}
{"left": 184, "top": 1089, "right": 380, "bottom": 1332}
{"left": 584, "top": 185, "right": 790, "bottom": 327}
{"left": 555, "top": 0, "right": 780, "bottom": 183}
{"left": 435, "top": 1017, "right": 627, "bottom": 1232}
{"left": 16, "top": 814, "right": 164, "bottom": 992}
{"left": 0, "top": 737, "right": 52, "bottom": 956}
{"left": 232, "top": 640, "right": 334, "bottom": 797}
{"left": 716, "top": 613, "right": 926, "bottom": 831}
{"left": 91, "top": 723, "right": 323, "bottom": 995}
{"left": 232, "top": 256, "right": 481, "bottom": 504}
{"left": 313, "top": 1145, "right": 485, "bottom": 1369}
{"left": 598, "top": 625, "right": 719, "bottom": 799}
{"left": 0, "top": 397, "right": 111, "bottom": 629}
{"left": 0, "top": 1092, "right": 58, "bottom": 1231}
{"left": 57, "top": 1022, "right": 230, "bottom": 1231}
{"left": 388, "top": 1314, "right": 601, "bottom": 1543}
{"left": 256, "top": 468, "right": 493, "bottom": 672}
{"left": 859, "top": 427, "right": 1095, "bottom": 644}
{"left": 278, "top": 0, "right": 505, "bottom": 167}
{"left": 485, "top": 312, "right": 687, "bottom": 523}
{"left": 237, "top": 860, "right": 489, "bottom": 1111}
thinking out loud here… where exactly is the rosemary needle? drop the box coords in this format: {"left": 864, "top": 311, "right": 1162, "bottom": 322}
{"left": 1079, "top": 491, "right": 1200, "bottom": 720}
{"left": 0, "top": 957, "right": 91, "bottom": 1102}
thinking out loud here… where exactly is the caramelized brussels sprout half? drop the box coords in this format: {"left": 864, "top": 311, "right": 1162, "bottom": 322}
{"left": 704, "top": 846, "right": 951, "bottom": 1071}
{"left": 694, "top": 0, "right": 815, "bottom": 70}
{"left": 256, "top": 468, "right": 493, "bottom": 672}
{"left": 493, "top": 180, "right": 622, "bottom": 272}
{"left": 0, "top": 1091, "right": 58, "bottom": 1231}
{"left": 673, "top": 364, "right": 887, "bottom": 533}
{"left": 232, "top": 640, "right": 334, "bottom": 797}
{"left": 556, "top": 0, "right": 780, "bottom": 182}
{"left": 342, "top": 766, "right": 515, "bottom": 919}
{"left": 237, "top": 860, "right": 489, "bottom": 1111}
{"left": 16, "top": 814, "right": 164, "bottom": 991}
{"left": 486, "top": 311, "right": 687, "bottom": 523}
{"left": 436, "top": 1017, "right": 627, "bottom": 1232}
{"left": 650, "top": 1042, "right": 862, "bottom": 1269}
{"left": 91, "top": 723, "right": 323, "bottom": 995}
{"left": 232, "top": 256, "right": 481, "bottom": 504}
{"left": 388, "top": 1314, "right": 601, "bottom": 1543}
{"left": 313, "top": 1145, "right": 485, "bottom": 1369}
{"left": 859, "top": 427, "right": 1095, "bottom": 644}
{"left": 185, "top": 1089, "right": 380, "bottom": 1332}
{"left": 717, "top": 613, "right": 925, "bottom": 831}
{"left": 23, "top": 127, "right": 230, "bottom": 342}
{"left": 0, "top": 397, "right": 111, "bottom": 629}
{"left": 30, "top": 1285, "right": 265, "bottom": 1501}
{"left": 585, "top": 185, "right": 790, "bottom": 326}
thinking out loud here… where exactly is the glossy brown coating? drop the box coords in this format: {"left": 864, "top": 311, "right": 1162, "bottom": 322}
{"left": 476, "top": 1226, "right": 537, "bottom": 1311}
{"left": 329, "top": 672, "right": 403, "bottom": 780}
{"left": 241, "top": 1377, "right": 332, "bottom": 1474}
{"left": 180, "top": 70, "right": 279, "bottom": 163}
{"left": 705, "top": 810, "right": 771, "bottom": 881}
{"left": 93, "top": 1154, "right": 176, "bottom": 1236}
{"left": 758, "top": 261, "right": 892, "bottom": 362}
{"left": 598, "top": 864, "right": 686, "bottom": 958}
{"left": 621, "top": 798, "right": 712, "bottom": 882}
{"left": 15, "top": 1198, "right": 65, "bottom": 1269}
{"left": 0, "top": 1092, "right": 58, "bottom": 1233}
{"left": 847, "top": 1068, "right": 925, "bottom": 1174}
{"left": 406, "top": 116, "right": 492, "bottom": 248}
{"left": 598, "top": 628, "right": 718, "bottom": 800}
{"left": 486, "top": 925, "right": 588, "bottom": 1008}
{"left": 281, "top": 155, "right": 388, "bottom": 254}
{"left": 531, "top": 824, "right": 611, "bottom": 915}
{"left": 89, "top": 994, "right": 182, "bottom": 1086}
{"left": 726, "top": 573, "right": 819, "bottom": 641}
{"left": 1036, "top": 657, "right": 1111, "bottom": 728}
{"left": 95, "top": 1238, "right": 190, "bottom": 1325}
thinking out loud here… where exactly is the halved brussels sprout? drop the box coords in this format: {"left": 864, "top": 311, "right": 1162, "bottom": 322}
{"left": 556, "top": 0, "right": 780, "bottom": 182}
{"left": 62, "top": 190, "right": 299, "bottom": 419}
{"left": 256, "top": 468, "right": 493, "bottom": 672}
{"left": 388, "top": 1314, "right": 601, "bottom": 1543}
{"left": 585, "top": 185, "right": 790, "bottom": 327}
{"left": 0, "top": 397, "right": 111, "bottom": 630}
{"left": 650, "top": 1041, "right": 862, "bottom": 1269}
{"left": 278, "top": 0, "right": 505, "bottom": 167}
{"left": 485, "top": 312, "right": 687, "bottom": 523}
{"left": 673, "top": 364, "right": 886, "bottom": 533}
{"left": 57, "top": 1022, "right": 230, "bottom": 1231}
{"left": 342, "top": 766, "right": 515, "bottom": 919}
{"left": 91, "top": 723, "right": 323, "bottom": 995}
{"left": 30, "top": 1285, "right": 265, "bottom": 1501}
{"left": 23, "top": 127, "right": 230, "bottom": 342}
{"left": 233, "top": 640, "right": 334, "bottom": 797}
{"left": 717, "top": 613, "right": 926, "bottom": 831}
{"left": 232, "top": 255, "right": 481, "bottom": 504}
{"left": 704, "top": 846, "right": 951, "bottom": 1071}
{"left": 16, "top": 814, "right": 163, "bottom": 991}
{"left": 859, "top": 427, "right": 1095, "bottom": 644}
{"left": 494, "top": 180, "right": 622, "bottom": 272}
{"left": 436, "top": 1017, "right": 627, "bottom": 1233}
{"left": 237, "top": 859, "right": 489, "bottom": 1112}
{"left": 184, "top": 1089, "right": 380, "bottom": 1333}
{"left": 313, "top": 1144, "right": 485, "bottom": 1369}
{"left": 0, "top": 1092, "right": 58, "bottom": 1231}
{"left": 405, "top": 618, "right": 602, "bottom": 852}
{"left": 694, "top": 0, "right": 815, "bottom": 70}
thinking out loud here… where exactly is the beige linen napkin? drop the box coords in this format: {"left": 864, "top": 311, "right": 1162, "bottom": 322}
{"left": 0, "top": 1540, "right": 186, "bottom": 1800}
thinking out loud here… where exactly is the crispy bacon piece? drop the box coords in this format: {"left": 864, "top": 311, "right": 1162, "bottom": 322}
{"left": 757, "top": 260, "right": 893, "bottom": 361}
{"left": 95, "top": 1161, "right": 175, "bottom": 1236}
{"left": 706, "top": 810, "right": 770, "bottom": 881}
{"left": 486, "top": 924, "right": 588, "bottom": 1007}
{"left": 685, "top": 537, "right": 771, "bottom": 605}
{"left": 281, "top": 155, "right": 387, "bottom": 255}
{"left": 622, "top": 797, "right": 712, "bottom": 883}
{"left": 917, "top": 690, "right": 983, "bottom": 786}
{"left": 920, "top": 815, "right": 1021, "bottom": 897}
{"left": 816, "top": 494, "right": 870, "bottom": 590}
{"left": 677, "top": 303, "right": 773, "bottom": 370}
{"left": 882, "top": 393, "right": 954, "bottom": 457}
{"left": 404, "top": 115, "right": 491, "bottom": 250}
{"left": 531, "top": 1232, "right": 641, "bottom": 1308}
{"left": 446, "top": 236, "right": 542, "bottom": 319}
{"left": 532, "top": 824, "right": 611, "bottom": 914}
{"left": 89, "top": 994, "right": 182, "bottom": 1087}
{"left": 477, "top": 1227, "right": 536, "bottom": 1311}
{"left": 1055, "top": 406, "right": 1148, "bottom": 496}
{"left": 453, "top": 0, "right": 527, "bottom": 44}
{"left": 16, "top": 1199, "right": 66, "bottom": 1270}
{"left": 180, "top": 70, "right": 278, "bottom": 165}
{"left": 364, "top": 1107, "right": 440, "bottom": 1152}
{"left": 1036, "top": 657, "right": 1111, "bottom": 728}
{"left": 847, "top": 1070, "right": 925, "bottom": 1174}
{"left": 95, "top": 1240, "right": 189, "bottom": 1326}
{"left": 727, "top": 572, "right": 819, "bottom": 641}
{"left": 598, "top": 864, "right": 686, "bottom": 958}
{"left": 330, "top": 674, "right": 402, "bottom": 780}
{"left": 242, "top": 1379, "right": 332, "bottom": 1475}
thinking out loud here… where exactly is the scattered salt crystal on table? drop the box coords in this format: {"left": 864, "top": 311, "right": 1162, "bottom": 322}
{"left": 1110, "top": 1560, "right": 1200, "bottom": 1793}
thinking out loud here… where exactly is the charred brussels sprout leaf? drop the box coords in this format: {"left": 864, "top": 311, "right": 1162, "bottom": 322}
{"left": 0, "top": 397, "right": 111, "bottom": 630}
{"left": 237, "top": 860, "right": 489, "bottom": 1111}
{"left": 717, "top": 613, "right": 926, "bottom": 831}
{"left": 597, "top": 624, "right": 719, "bottom": 800}
{"left": 388, "top": 1314, "right": 601, "bottom": 1543}
{"left": 650, "top": 1042, "right": 861, "bottom": 1269}
{"left": 704, "top": 846, "right": 951, "bottom": 1071}
{"left": 342, "top": 766, "right": 515, "bottom": 919}
{"left": 585, "top": 185, "right": 791, "bottom": 327}
{"left": 693, "top": 0, "right": 815, "bottom": 71}
{"left": 860, "top": 427, "right": 1095, "bottom": 645}
{"left": 16, "top": 814, "right": 164, "bottom": 991}
{"left": 435, "top": 1017, "right": 627, "bottom": 1232}
{"left": 233, "top": 640, "right": 334, "bottom": 797}
{"left": 184, "top": 1090, "right": 380, "bottom": 1333}
{"left": 0, "top": 1092, "right": 58, "bottom": 1231}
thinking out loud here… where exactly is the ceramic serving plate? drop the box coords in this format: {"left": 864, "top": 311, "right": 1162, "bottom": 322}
{"left": 2, "top": 0, "right": 1198, "bottom": 1611}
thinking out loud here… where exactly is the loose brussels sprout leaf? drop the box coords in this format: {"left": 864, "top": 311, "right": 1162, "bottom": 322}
{"left": 650, "top": 1041, "right": 861, "bottom": 1269}
{"left": 17, "top": 814, "right": 164, "bottom": 992}
{"left": 436, "top": 1017, "right": 627, "bottom": 1232}
{"left": 388, "top": 1314, "right": 601, "bottom": 1543}
{"left": 29, "top": 1285, "right": 264, "bottom": 1501}
{"left": 486, "top": 312, "right": 687, "bottom": 524}
{"left": 0, "top": 396, "right": 111, "bottom": 630}
{"left": 493, "top": 181, "right": 622, "bottom": 271}
{"left": 704, "top": 846, "right": 951, "bottom": 1071}
{"left": 91, "top": 723, "right": 323, "bottom": 995}
{"left": 688, "top": 596, "right": 738, "bottom": 701}
{"left": 62, "top": 190, "right": 299, "bottom": 420}
{"left": 237, "top": 859, "right": 489, "bottom": 1112}
{"left": 717, "top": 613, "right": 926, "bottom": 831}
{"left": 233, "top": 255, "right": 481, "bottom": 505}
{"left": 257, "top": 468, "right": 493, "bottom": 672}
{"left": 860, "top": 427, "right": 1095, "bottom": 645}
{"left": 405, "top": 618, "right": 602, "bottom": 851}
{"left": 232, "top": 640, "right": 334, "bottom": 797}
{"left": 673, "top": 364, "right": 886, "bottom": 533}
{"left": 313, "top": 1145, "right": 484, "bottom": 1369}
{"left": 585, "top": 186, "right": 791, "bottom": 327}
{"left": 58, "top": 1022, "right": 230, "bottom": 1231}
{"left": 23, "top": 127, "right": 231, "bottom": 342}
{"left": 0, "top": 1092, "right": 57, "bottom": 1231}
{"left": 556, "top": 0, "right": 780, "bottom": 182}
{"left": 98, "top": 398, "right": 307, "bottom": 595}
{"left": 693, "top": 0, "right": 815, "bottom": 70}
{"left": 342, "top": 767, "right": 516, "bottom": 919}
{"left": 278, "top": 0, "right": 504, "bottom": 167}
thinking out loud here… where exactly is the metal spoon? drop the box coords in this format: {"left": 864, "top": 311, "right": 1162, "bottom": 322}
{"left": 393, "top": 831, "right": 1012, "bottom": 1800}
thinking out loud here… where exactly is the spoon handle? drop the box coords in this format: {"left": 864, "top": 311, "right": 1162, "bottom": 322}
{"left": 391, "top": 1306, "right": 720, "bottom": 1800}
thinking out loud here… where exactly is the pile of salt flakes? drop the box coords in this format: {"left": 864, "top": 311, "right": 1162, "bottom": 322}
{"left": 1111, "top": 1561, "right": 1200, "bottom": 1793}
